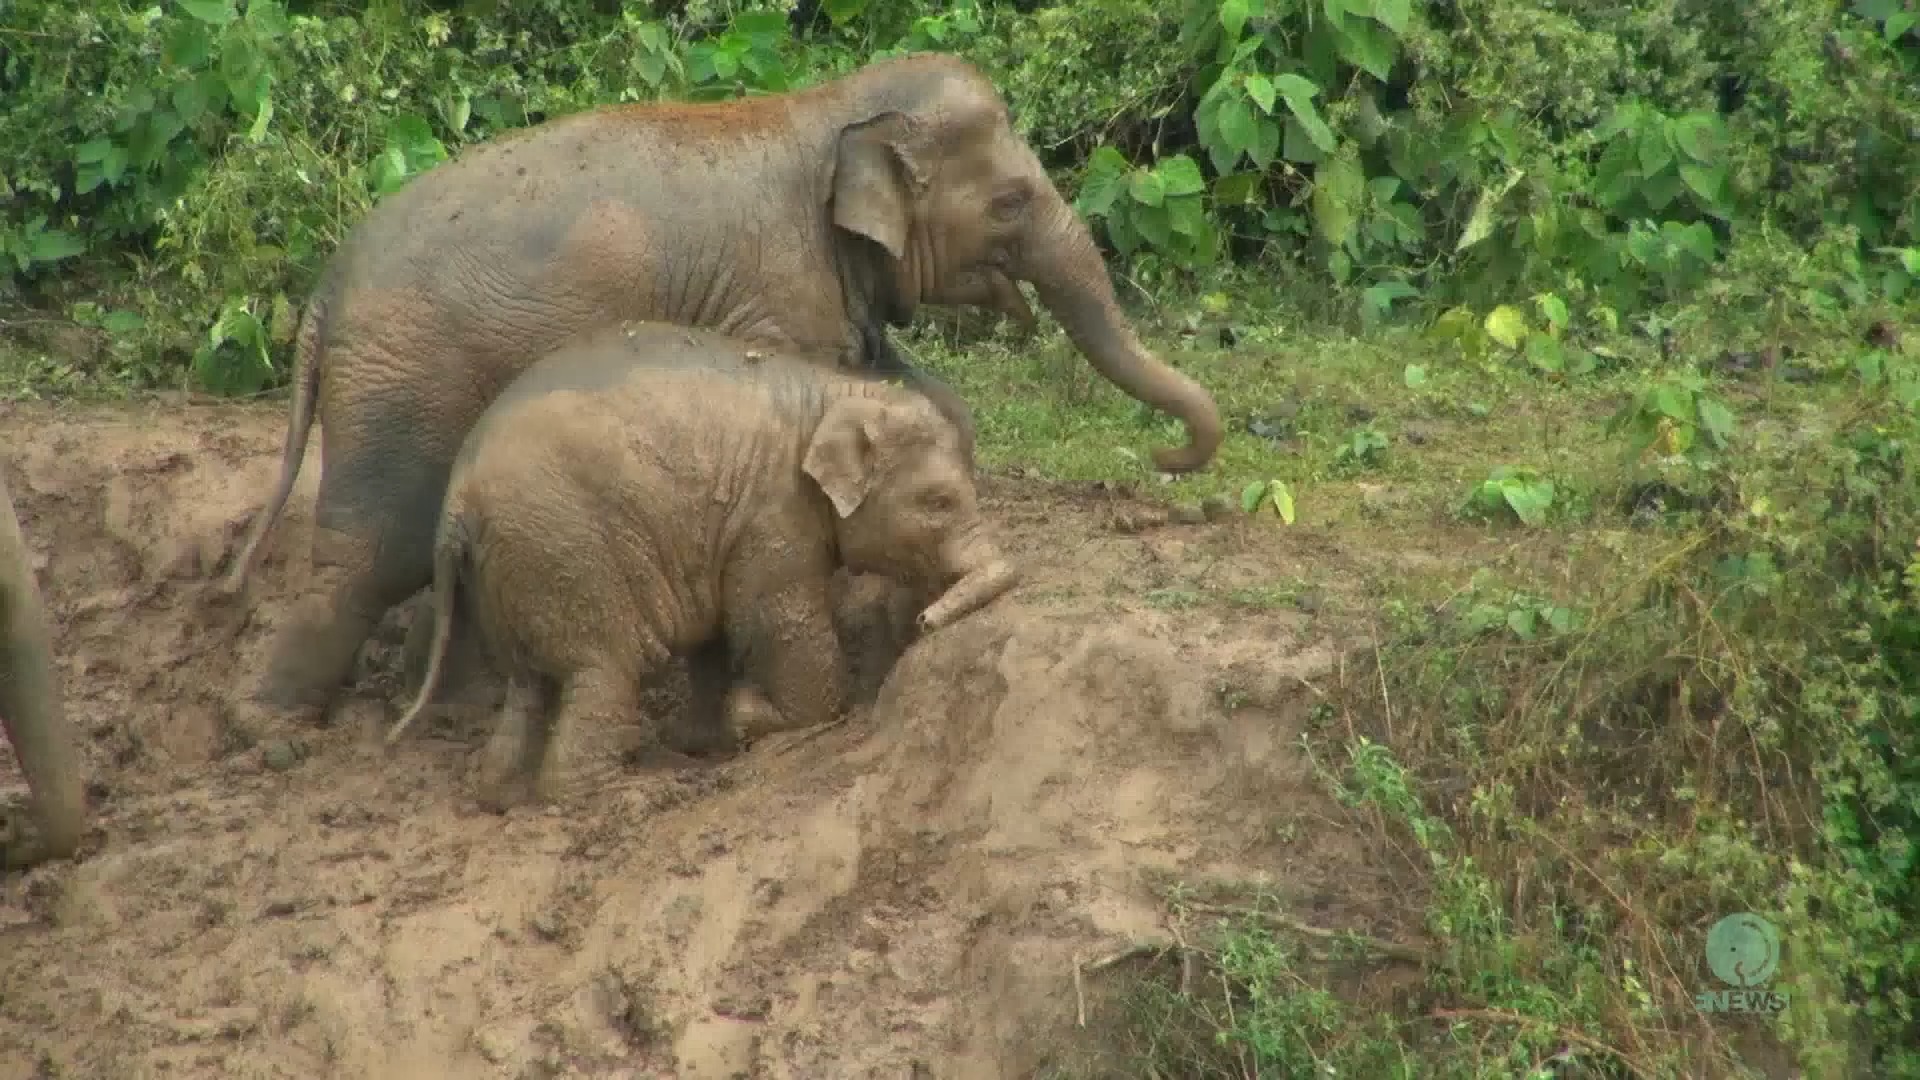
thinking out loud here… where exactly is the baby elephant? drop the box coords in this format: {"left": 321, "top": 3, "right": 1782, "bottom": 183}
{"left": 388, "top": 322, "right": 1018, "bottom": 808}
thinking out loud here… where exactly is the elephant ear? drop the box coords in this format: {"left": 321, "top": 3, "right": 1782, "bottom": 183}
{"left": 831, "top": 112, "right": 924, "bottom": 263}
{"left": 804, "top": 397, "right": 890, "bottom": 518}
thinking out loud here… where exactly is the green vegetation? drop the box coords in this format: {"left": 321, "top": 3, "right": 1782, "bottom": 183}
{"left": 3, "top": 0, "right": 1917, "bottom": 1076}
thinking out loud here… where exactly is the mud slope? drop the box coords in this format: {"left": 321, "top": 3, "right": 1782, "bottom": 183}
{"left": 0, "top": 400, "right": 1408, "bottom": 1079}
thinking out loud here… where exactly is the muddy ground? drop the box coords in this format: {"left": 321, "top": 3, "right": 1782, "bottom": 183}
{"left": 0, "top": 398, "right": 1421, "bottom": 1078}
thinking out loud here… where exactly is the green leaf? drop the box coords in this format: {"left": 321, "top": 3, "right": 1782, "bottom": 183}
{"left": 101, "top": 310, "right": 147, "bottom": 334}
{"left": 1075, "top": 147, "right": 1131, "bottom": 217}
{"left": 1507, "top": 608, "right": 1537, "bottom": 640}
{"left": 1674, "top": 221, "right": 1717, "bottom": 264}
{"left": 1212, "top": 171, "right": 1264, "bottom": 206}
{"left": 178, "top": 0, "right": 235, "bottom": 25}
{"left": 1241, "top": 480, "right": 1268, "bottom": 513}
{"left": 1403, "top": 364, "right": 1428, "bottom": 388}
{"left": 1310, "top": 154, "right": 1365, "bottom": 247}
{"left": 1268, "top": 480, "right": 1297, "bottom": 524}
{"left": 1669, "top": 112, "right": 1725, "bottom": 164}
{"left": 1499, "top": 477, "right": 1554, "bottom": 526}
{"left": 1368, "top": 175, "right": 1401, "bottom": 204}
{"left": 1454, "top": 167, "right": 1524, "bottom": 253}
{"left": 1697, "top": 397, "right": 1735, "bottom": 445}
{"left": 1127, "top": 169, "right": 1167, "bottom": 208}
{"left": 1888, "top": 11, "right": 1917, "bottom": 38}
{"left": 1166, "top": 195, "right": 1208, "bottom": 238}
{"left": 1219, "top": 0, "right": 1251, "bottom": 39}
{"left": 1133, "top": 203, "right": 1173, "bottom": 249}
{"left": 1525, "top": 332, "right": 1566, "bottom": 373}
{"left": 173, "top": 77, "right": 211, "bottom": 124}
{"left": 1638, "top": 123, "right": 1674, "bottom": 178}
{"left": 74, "top": 139, "right": 114, "bottom": 165}
{"left": 1652, "top": 384, "right": 1691, "bottom": 421}
{"left": 1243, "top": 73, "right": 1276, "bottom": 115}
{"left": 1216, "top": 97, "right": 1258, "bottom": 154}
{"left": 1370, "top": 0, "right": 1410, "bottom": 33}
{"left": 1157, "top": 155, "right": 1206, "bottom": 197}
{"left": 1679, "top": 162, "right": 1727, "bottom": 207}
{"left": 1483, "top": 304, "right": 1527, "bottom": 349}
{"left": 1247, "top": 117, "right": 1281, "bottom": 170}
{"left": 1536, "top": 293, "right": 1570, "bottom": 330}
{"left": 1332, "top": 16, "right": 1397, "bottom": 80}
{"left": 1275, "top": 75, "right": 1337, "bottom": 156}
{"left": 821, "top": 0, "right": 871, "bottom": 24}
{"left": 28, "top": 229, "right": 85, "bottom": 263}
{"left": 248, "top": 85, "right": 274, "bottom": 143}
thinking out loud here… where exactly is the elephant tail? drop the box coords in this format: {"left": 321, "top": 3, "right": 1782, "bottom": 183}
{"left": 217, "top": 288, "right": 329, "bottom": 596}
{"left": 385, "top": 509, "right": 468, "bottom": 747}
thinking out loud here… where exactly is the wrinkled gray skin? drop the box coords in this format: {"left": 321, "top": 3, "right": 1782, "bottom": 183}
{"left": 0, "top": 470, "right": 87, "bottom": 870}
{"left": 387, "top": 323, "right": 1018, "bottom": 810}
{"left": 217, "top": 51, "right": 1222, "bottom": 724}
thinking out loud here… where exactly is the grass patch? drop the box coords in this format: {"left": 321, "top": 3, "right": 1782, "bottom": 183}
{"left": 950, "top": 287, "right": 1920, "bottom": 1079}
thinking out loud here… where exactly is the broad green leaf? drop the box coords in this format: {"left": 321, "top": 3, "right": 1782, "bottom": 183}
{"left": 1368, "top": 175, "right": 1401, "bottom": 203}
{"left": 1332, "top": 16, "right": 1397, "bottom": 80}
{"left": 1157, "top": 155, "right": 1206, "bottom": 197}
{"left": 75, "top": 139, "right": 114, "bottom": 165}
{"left": 1241, "top": 480, "right": 1267, "bottom": 513}
{"left": 1888, "top": 12, "right": 1917, "bottom": 38}
{"left": 101, "top": 310, "right": 146, "bottom": 334}
{"left": 1127, "top": 169, "right": 1166, "bottom": 208}
{"left": 1310, "top": 154, "right": 1365, "bottom": 247}
{"left": 1268, "top": 480, "right": 1297, "bottom": 524}
{"left": 1674, "top": 221, "right": 1717, "bottom": 263}
{"left": 163, "top": 20, "right": 213, "bottom": 68}
{"left": 1669, "top": 112, "right": 1725, "bottom": 164}
{"left": 28, "top": 229, "right": 85, "bottom": 263}
{"left": 1455, "top": 167, "right": 1523, "bottom": 252}
{"left": 1219, "top": 0, "right": 1251, "bottom": 40}
{"left": 1243, "top": 73, "right": 1276, "bottom": 114}
{"left": 1526, "top": 332, "right": 1565, "bottom": 373}
{"left": 178, "top": 0, "right": 235, "bottom": 25}
{"left": 1166, "top": 195, "right": 1208, "bottom": 237}
{"left": 1508, "top": 608, "right": 1537, "bottom": 640}
{"left": 1212, "top": 171, "right": 1264, "bottom": 206}
{"left": 248, "top": 85, "right": 274, "bottom": 143}
{"left": 1697, "top": 397, "right": 1735, "bottom": 445}
{"left": 1370, "top": 0, "right": 1411, "bottom": 33}
{"left": 1216, "top": 97, "right": 1258, "bottom": 154}
{"left": 1535, "top": 293, "right": 1570, "bottom": 330}
{"left": 1679, "top": 162, "right": 1726, "bottom": 206}
{"left": 821, "top": 0, "right": 871, "bottom": 23}
{"left": 1403, "top": 363, "right": 1428, "bottom": 388}
{"left": 1638, "top": 123, "right": 1674, "bottom": 178}
{"left": 1247, "top": 117, "right": 1281, "bottom": 169}
{"left": 1652, "top": 384, "right": 1691, "bottom": 421}
{"left": 1483, "top": 304, "right": 1527, "bottom": 349}
{"left": 1133, "top": 203, "right": 1173, "bottom": 248}
{"left": 1277, "top": 83, "right": 1336, "bottom": 156}
{"left": 1075, "top": 147, "right": 1131, "bottom": 216}
{"left": 1281, "top": 116, "right": 1327, "bottom": 164}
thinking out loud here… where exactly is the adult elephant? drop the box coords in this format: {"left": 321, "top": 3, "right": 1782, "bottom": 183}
{"left": 1, "top": 469, "right": 87, "bottom": 870}
{"left": 219, "top": 51, "right": 1224, "bottom": 721}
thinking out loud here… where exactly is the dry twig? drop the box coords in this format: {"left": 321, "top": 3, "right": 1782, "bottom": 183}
{"left": 1430, "top": 1007, "right": 1655, "bottom": 1080}
{"left": 1184, "top": 902, "right": 1427, "bottom": 965}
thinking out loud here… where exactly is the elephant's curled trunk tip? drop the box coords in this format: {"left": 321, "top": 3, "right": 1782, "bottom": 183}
{"left": 917, "top": 558, "right": 1019, "bottom": 633}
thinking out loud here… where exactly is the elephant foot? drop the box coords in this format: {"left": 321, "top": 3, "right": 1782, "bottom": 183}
{"left": 0, "top": 799, "right": 88, "bottom": 872}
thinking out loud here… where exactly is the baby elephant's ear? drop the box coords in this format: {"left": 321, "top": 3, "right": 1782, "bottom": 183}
{"left": 804, "top": 397, "right": 887, "bottom": 517}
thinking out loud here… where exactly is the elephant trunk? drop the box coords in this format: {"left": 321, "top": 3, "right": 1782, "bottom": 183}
{"left": 1018, "top": 202, "right": 1224, "bottom": 473}
{"left": 0, "top": 490, "right": 87, "bottom": 868}
{"left": 918, "top": 527, "right": 1019, "bottom": 633}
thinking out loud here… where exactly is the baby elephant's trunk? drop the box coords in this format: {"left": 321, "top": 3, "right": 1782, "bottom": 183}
{"left": 917, "top": 530, "right": 1019, "bottom": 633}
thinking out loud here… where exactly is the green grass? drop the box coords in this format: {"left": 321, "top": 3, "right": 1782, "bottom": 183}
{"left": 906, "top": 292, "right": 1920, "bottom": 1080}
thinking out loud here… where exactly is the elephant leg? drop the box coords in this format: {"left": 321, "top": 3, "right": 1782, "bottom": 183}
{"left": 0, "top": 478, "right": 87, "bottom": 869}
{"left": 661, "top": 638, "right": 736, "bottom": 757}
{"left": 256, "top": 446, "right": 447, "bottom": 718}
{"left": 727, "top": 579, "right": 845, "bottom": 740}
{"left": 535, "top": 665, "right": 640, "bottom": 803}
{"left": 479, "top": 676, "right": 546, "bottom": 814}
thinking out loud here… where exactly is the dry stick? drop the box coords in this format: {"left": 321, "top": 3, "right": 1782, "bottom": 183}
{"left": 1072, "top": 943, "right": 1172, "bottom": 1028}
{"left": 1372, "top": 636, "right": 1396, "bottom": 742}
{"left": 1430, "top": 1008, "right": 1655, "bottom": 1080}
{"left": 1184, "top": 902, "right": 1427, "bottom": 964}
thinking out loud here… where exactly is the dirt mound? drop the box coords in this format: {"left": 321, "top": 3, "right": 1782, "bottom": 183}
{"left": 0, "top": 401, "right": 1399, "bottom": 1078}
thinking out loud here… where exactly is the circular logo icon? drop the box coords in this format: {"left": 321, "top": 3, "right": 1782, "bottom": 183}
{"left": 1706, "top": 913, "right": 1780, "bottom": 988}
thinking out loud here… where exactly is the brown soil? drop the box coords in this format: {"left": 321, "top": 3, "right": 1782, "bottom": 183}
{"left": 0, "top": 399, "right": 1417, "bottom": 1079}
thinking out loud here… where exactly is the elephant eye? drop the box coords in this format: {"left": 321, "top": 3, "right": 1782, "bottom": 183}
{"left": 919, "top": 489, "right": 956, "bottom": 513}
{"left": 989, "top": 187, "right": 1029, "bottom": 219}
